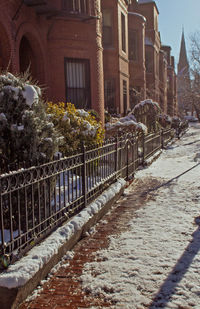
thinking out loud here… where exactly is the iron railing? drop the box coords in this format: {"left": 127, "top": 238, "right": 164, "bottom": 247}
{"left": 0, "top": 129, "right": 174, "bottom": 266}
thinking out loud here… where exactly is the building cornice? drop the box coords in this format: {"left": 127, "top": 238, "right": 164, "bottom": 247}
{"left": 128, "top": 12, "right": 146, "bottom": 23}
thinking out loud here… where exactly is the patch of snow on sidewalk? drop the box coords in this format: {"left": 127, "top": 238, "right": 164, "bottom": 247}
{"left": 80, "top": 123, "right": 200, "bottom": 308}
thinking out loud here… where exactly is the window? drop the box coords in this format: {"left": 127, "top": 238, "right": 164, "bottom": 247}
{"left": 63, "top": 0, "right": 88, "bottom": 14}
{"left": 121, "top": 13, "right": 126, "bottom": 52}
{"left": 129, "top": 30, "right": 138, "bottom": 61}
{"left": 65, "top": 58, "right": 91, "bottom": 109}
{"left": 145, "top": 51, "right": 153, "bottom": 73}
{"left": 123, "top": 80, "right": 127, "bottom": 115}
{"left": 102, "top": 9, "right": 113, "bottom": 47}
{"left": 104, "top": 79, "right": 115, "bottom": 114}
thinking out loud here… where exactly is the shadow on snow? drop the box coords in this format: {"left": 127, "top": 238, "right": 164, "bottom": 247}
{"left": 148, "top": 216, "right": 200, "bottom": 308}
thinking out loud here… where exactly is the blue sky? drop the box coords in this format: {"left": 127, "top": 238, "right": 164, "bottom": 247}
{"left": 154, "top": 0, "right": 200, "bottom": 70}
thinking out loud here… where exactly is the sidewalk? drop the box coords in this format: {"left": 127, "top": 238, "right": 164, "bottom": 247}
{"left": 19, "top": 177, "right": 159, "bottom": 309}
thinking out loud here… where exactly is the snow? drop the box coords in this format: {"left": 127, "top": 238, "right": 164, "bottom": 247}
{"left": 43, "top": 137, "right": 53, "bottom": 143}
{"left": 22, "top": 85, "right": 39, "bottom": 107}
{"left": 80, "top": 123, "right": 200, "bottom": 308}
{"left": 77, "top": 109, "right": 89, "bottom": 117}
{"left": 105, "top": 115, "right": 148, "bottom": 134}
{"left": 17, "top": 125, "right": 24, "bottom": 131}
{"left": 134, "top": 99, "right": 160, "bottom": 111}
{"left": 0, "top": 113, "right": 7, "bottom": 122}
{"left": 0, "top": 178, "right": 126, "bottom": 289}
{"left": 2, "top": 86, "right": 19, "bottom": 100}
{"left": 128, "top": 12, "right": 146, "bottom": 23}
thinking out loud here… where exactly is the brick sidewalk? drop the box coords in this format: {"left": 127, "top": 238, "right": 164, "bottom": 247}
{"left": 19, "top": 178, "right": 159, "bottom": 309}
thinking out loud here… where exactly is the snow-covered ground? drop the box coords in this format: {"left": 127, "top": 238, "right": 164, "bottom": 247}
{"left": 80, "top": 123, "right": 200, "bottom": 309}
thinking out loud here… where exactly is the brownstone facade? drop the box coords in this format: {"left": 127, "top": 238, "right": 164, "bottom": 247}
{"left": 128, "top": 6, "right": 146, "bottom": 108}
{"left": 0, "top": 0, "right": 177, "bottom": 123}
{"left": 162, "top": 46, "right": 177, "bottom": 116}
{"left": 0, "top": 0, "right": 105, "bottom": 122}
{"left": 129, "top": 0, "right": 177, "bottom": 116}
{"left": 159, "top": 50, "right": 167, "bottom": 113}
{"left": 102, "top": 0, "right": 130, "bottom": 115}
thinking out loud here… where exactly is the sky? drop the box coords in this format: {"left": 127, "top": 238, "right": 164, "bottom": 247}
{"left": 154, "top": 0, "right": 200, "bottom": 70}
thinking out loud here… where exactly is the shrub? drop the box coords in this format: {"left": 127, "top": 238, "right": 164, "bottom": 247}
{"left": 0, "top": 72, "right": 63, "bottom": 231}
{"left": 132, "top": 99, "right": 161, "bottom": 132}
{"left": 88, "top": 109, "right": 100, "bottom": 121}
{"left": 158, "top": 114, "right": 172, "bottom": 128}
{"left": 171, "top": 116, "right": 181, "bottom": 129}
{"left": 105, "top": 114, "right": 148, "bottom": 138}
{"left": 105, "top": 110, "right": 111, "bottom": 123}
{"left": 0, "top": 72, "right": 61, "bottom": 171}
{"left": 46, "top": 102, "right": 104, "bottom": 155}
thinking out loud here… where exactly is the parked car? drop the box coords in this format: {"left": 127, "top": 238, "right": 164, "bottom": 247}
{"left": 184, "top": 115, "right": 198, "bottom": 122}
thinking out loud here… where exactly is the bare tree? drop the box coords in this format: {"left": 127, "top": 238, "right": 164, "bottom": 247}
{"left": 189, "top": 31, "right": 200, "bottom": 121}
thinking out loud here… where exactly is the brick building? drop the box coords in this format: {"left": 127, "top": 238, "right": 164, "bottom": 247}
{"left": 0, "top": 0, "right": 177, "bottom": 123}
{"left": 102, "top": 0, "right": 130, "bottom": 116}
{"left": 131, "top": 0, "right": 177, "bottom": 116}
{"left": 128, "top": 2, "right": 146, "bottom": 108}
{"left": 0, "top": 0, "right": 105, "bottom": 122}
{"left": 162, "top": 46, "right": 178, "bottom": 116}
{"left": 159, "top": 49, "right": 167, "bottom": 113}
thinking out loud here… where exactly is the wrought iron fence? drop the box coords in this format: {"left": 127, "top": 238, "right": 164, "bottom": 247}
{"left": 0, "top": 129, "right": 174, "bottom": 266}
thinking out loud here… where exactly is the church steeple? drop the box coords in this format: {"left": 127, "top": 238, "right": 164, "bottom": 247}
{"left": 178, "top": 28, "right": 189, "bottom": 75}
{"left": 177, "top": 28, "right": 191, "bottom": 114}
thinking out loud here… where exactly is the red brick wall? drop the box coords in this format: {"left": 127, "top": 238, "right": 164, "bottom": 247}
{"left": 128, "top": 11, "right": 146, "bottom": 106}
{"left": 0, "top": 0, "right": 105, "bottom": 123}
{"left": 102, "top": 0, "right": 129, "bottom": 115}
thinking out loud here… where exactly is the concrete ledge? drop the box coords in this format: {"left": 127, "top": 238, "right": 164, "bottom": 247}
{"left": 0, "top": 182, "right": 125, "bottom": 309}
{"left": 144, "top": 150, "right": 162, "bottom": 166}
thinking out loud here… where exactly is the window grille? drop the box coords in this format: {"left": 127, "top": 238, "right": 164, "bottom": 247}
{"left": 104, "top": 79, "right": 115, "bottom": 114}
{"left": 65, "top": 58, "right": 91, "bottom": 109}
{"left": 123, "top": 80, "right": 127, "bottom": 115}
{"left": 62, "top": 0, "right": 89, "bottom": 14}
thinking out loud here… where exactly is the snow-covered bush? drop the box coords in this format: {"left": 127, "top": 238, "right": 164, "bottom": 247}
{"left": 171, "top": 116, "right": 181, "bottom": 129}
{"left": 105, "top": 114, "right": 147, "bottom": 138}
{"left": 46, "top": 102, "right": 104, "bottom": 155}
{"left": 158, "top": 114, "right": 172, "bottom": 128}
{"left": 0, "top": 72, "right": 61, "bottom": 171}
{"left": 132, "top": 99, "right": 161, "bottom": 133}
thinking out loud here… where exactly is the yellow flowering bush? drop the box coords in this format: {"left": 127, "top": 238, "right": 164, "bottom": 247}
{"left": 46, "top": 102, "right": 104, "bottom": 155}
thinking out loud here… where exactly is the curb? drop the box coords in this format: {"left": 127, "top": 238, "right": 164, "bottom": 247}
{"left": 0, "top": 180, "right": 126, "bottom": 309}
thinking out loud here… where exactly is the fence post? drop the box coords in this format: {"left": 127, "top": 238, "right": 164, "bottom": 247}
{"left": 115, "top": 135, "right": 119, "bottom": 178}
{"left": 126, "top": 140, "right": 129, "bottom": 180}
{"left": 0, "top": 187, "right": 6, "bottom": 256}
{"left": 82, "top": 142, "right": 87, "bottom": 207}
{"left": 161, "top": 129, "right": 164, "bottom": 149}
{"left": 142, "top": 133, "right": 145, "bottom": 165}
